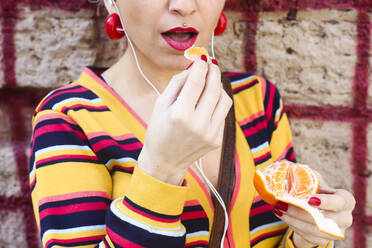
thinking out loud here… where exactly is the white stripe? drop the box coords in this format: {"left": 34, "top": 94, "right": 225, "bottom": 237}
{"left": 251, "top": 141, "right": 269, "bottom": 154}
{"left": 42, "top": 224, "right": 105, "bottom": 243}
{"left": 275, "top": 106, "right": 282, "bottom": 118}
{"left": 111, "top": 198, "right": 185, "bottom": 237}
{"left": 186, "top": 230, "right": 209, "bottom": 238}
{"left": 52, "top": 97, "right": 102, "bottom": 110}
{"left": 105, "top": 157, "right": 137, "bottom": 167}
{"left": 249, "top": 220, "right": 284, "bottom": 236}
{"left": 231, "top": 75, "right": 256, "bottom": 85}
{"left": 99, "top": 242, "right": 105, "bottom": 248}
{"left": 35, "top": 145, "right": 92, "bottom": 157}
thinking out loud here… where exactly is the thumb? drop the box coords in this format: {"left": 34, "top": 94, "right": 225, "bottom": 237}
{"left": 314, "top": 170, "right": 336, "bottom": 194}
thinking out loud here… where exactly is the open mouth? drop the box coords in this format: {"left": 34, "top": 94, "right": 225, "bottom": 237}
{"left": 162, "top": 31, "right": 197, "bottom": 42}
{"left": 161, "top": 27, "right": 199, "bottom": 51}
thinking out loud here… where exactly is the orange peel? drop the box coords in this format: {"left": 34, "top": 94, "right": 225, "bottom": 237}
{"left": 254, "top": 160, "right": 344, "bottom": 239}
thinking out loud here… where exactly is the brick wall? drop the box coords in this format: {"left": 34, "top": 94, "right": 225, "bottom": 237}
{"left": 0, "top": 0, "right": 371, "bottom": 247}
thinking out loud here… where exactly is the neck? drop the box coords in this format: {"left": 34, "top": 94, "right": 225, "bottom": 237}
{"left": 103, "top": 46, "right": 183, "bottom": 97}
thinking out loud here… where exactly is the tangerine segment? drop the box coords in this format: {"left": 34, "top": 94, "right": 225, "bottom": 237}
{"left": 254, "top": 160, "right": 344, "bottom": 239}
{"left": 184, "top": 46, "right": 209, "bottom": 61}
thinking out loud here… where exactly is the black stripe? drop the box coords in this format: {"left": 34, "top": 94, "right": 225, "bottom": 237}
{"left": 254, "top": 153, "right": 272, "bottom": 165}
{"left": 249, "top": 211, "right": 281, "bottom": 231}
{"left": 34, "top": 132, "right": 88, "bottom": 151}
{"left": 36, "top": 158, "right": 102, "bottom": 169}
{"left": 40, "top": 210, "right": 106, "bottom": 238}
{"left": 251, "top": 228, "right": 287, "bottom": 247}
{"left": 124, "top": 197, "right": 181, "bottom": 220}
{"left": 181, "top": 218, "right": 209, "bottom": 233}
{"left": 39, "top": 196, "right": 111, "bottom": 212}
{"left": 233, "top": 80, "right": 259, "bottom": 94}
{"left": 183, "top": 205, "right": 204, "bottom": 212}
{"left": 47, "top": 238, "right": 102, "bottom": 248}
{"left": 107, "top": 210, "right": 186, "bottom": 247}
{"left": 226, "top": 72, "right": 254, "bottom": 82}
{"left": 240, "top": 115, "right": 267, "bottom": 131}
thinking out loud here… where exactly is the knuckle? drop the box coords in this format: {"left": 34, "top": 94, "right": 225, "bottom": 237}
{"left": 343, "top": 214, "right": 353, "bottom": 227}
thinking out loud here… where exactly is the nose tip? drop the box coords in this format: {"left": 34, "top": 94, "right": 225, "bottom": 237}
{"left": 169, "top": 1, "right": 197, "bottom": 17}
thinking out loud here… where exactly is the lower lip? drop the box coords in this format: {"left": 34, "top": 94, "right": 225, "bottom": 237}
{"left": 161, "top": 34, "right": 198, "bottom": 51}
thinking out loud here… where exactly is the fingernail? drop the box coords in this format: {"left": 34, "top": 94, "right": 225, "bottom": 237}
{"left": 272, "top": 208, "right": 283, "bottom": 217}
{"left": 274, "top": 201, "right": 288, "bottom": 212}
{"left": 308, "top": 197, "right": 321, "bottom": 206}
{"left": 186, "top": 62, "right": 194, "bottom": 70}
{"left": 211, "top": 59, "right": 219, "bottom": 65}
{"left": 201, "top": 54, "right": 207, "bottom": 62}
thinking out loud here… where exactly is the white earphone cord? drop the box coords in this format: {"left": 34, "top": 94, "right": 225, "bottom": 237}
{"left": 110, "top": 1, "right": 227, "bottom": 247}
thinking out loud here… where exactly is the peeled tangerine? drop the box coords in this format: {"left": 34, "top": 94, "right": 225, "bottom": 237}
{"left": 253, "top": 160, "right": 344, "bottom": 239}
{"left": 184, "top": 46, "right": 209, "bottom": 61}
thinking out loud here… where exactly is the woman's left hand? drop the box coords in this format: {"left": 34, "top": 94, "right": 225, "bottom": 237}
{"left": 272, "top": 175, "right": 356, "bottom": 248}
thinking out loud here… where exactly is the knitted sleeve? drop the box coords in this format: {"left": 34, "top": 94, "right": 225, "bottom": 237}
{"left": 29, "top": 109, "right": 189, "bottom": 248}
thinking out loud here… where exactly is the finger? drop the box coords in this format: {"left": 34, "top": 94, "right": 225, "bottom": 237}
{"left": 278, "top": 204, "right": 315, "bottom": 225}
{"left": 194, "top": 62, "right": 222, "bottom": 122}
{"left": 315, "top": 171, "right": 337, "bottom": 194}
{"left": 324, "top": 210, "right": 353, "bottom": 228}
{"left": 280, "top": 212, "right": 335, "bottom": 240}
{"left": 335, "top": 189, "right": 356, "bottom": 210}
{"left": 308, "top": 192, "right": 348, "bottom": 212}
{"left": 159, "top": 70, "right": 189, "bottom": 107}
{"left": 175, "top": 56, "right": 208, "bottom": 109}
{"left": 210, "top": 89, "right": 233, "bottom": 129}
{"left": 293, "top": 230, "right": 332, "bottom": 247}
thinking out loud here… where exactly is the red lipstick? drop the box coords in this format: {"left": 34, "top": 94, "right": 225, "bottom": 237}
{"left": 161, "top": 27, "right": 199, "bottom": 51}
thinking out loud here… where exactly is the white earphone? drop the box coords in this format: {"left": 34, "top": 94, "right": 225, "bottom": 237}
{"left": 106, "top": 1, "right": 228, "bottom": 247}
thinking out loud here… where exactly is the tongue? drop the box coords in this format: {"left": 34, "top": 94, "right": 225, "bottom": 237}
{"left": 164, "top": 32, "right": 192, "bottom": 42}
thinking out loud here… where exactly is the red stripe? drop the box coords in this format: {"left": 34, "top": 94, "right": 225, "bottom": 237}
{"left": 106, "top": 227, "right": 145, "bottom": 248}
{"left": 36, "top": 154, "right": 99, "bottom": 166}
{"left": 39, "top": 202, "right": 109, "bottom": 220}
{"left": 265, "top": 82, "right": 276, "bottom": 122}
{"left": 250, "top": 204, "right": 273, "bottom": 217}
{"left": 181, "top": 210, "right": 208, "bottom": 220}
{"left": 243, "top": 120, "right": 267, "bottom": 136}
{"left": 34, "top": 123, "right": 87, "bottom": 141}
{"left": 61, "top": 104, "right": 108, "bottom": 112}
{"left": 250, "top": 228, "right": 287, "bottom": 245}
{"left": 45, "top": 235, "right": 105, "bottom": 247}
{"left": 122, "top": 199, "right": 179, "bottom": 223}
{"left": 91, "top": 139, "right": 142, "bottom": 152}
{"left": 185, "top": 240, "right": 209, "bottom": 247}
{"left": 224, "top": 72, "right": 242, "bottom": 77}
{"left": 111, "top": 165, "right": 134, "bottom": 172}
{"left": 254, "top": 151, "right": 271, "bottom": 163}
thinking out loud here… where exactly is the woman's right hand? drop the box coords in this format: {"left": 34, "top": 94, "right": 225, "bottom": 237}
{"left": 137, "top": 56, "right": 233, "bottom": 185}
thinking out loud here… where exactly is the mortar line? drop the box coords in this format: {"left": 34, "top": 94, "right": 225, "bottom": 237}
{"left": 350, "top": 10, "right": 371, "bottom": 248}
{"left": 8, "top": 104, "right": 39, "bottom": 247}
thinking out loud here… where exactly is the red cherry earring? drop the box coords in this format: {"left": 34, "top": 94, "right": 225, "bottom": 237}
{"left": 105, "top": 13, "right": 125, "bottom": 40}
{"left": 214, "top": 12, "right": 227, "bottom": 36}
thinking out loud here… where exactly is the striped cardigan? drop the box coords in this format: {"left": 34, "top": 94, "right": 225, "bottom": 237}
{"left": 29, "top": 66, "right": 334, "bottom": 248}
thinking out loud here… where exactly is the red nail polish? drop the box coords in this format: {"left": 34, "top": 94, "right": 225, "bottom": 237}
{"left": 212, "top": 59, "right": 219, "bottom": 65}
{"left": 186, "top": 62, "right": 194, "bottom": 70}
{"left": 308, "top": 197, "right": 321, "bottom": 206}
{"left": 201, "top": 54, "right": 207, "bottom": 62}
{"left": 272, "top": 208, "right": 283, "bottom": 217}
{"left": 274, "top": 202, "right": 288, "bottom": 212}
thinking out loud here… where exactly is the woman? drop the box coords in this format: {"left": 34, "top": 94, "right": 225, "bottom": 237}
{"left": 29, "top": 0, "right": 355, "bottom": 247}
